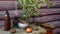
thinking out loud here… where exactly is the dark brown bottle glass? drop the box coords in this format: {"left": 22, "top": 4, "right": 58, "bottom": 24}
{"left": 4, "top": 10, "right": 11, "bottom": 31}
{"left": 13, "top": 15, "right": 19, "bottom": 27}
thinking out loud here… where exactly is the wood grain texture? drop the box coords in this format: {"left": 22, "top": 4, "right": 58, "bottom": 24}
{"left": 0, "top": 0, "right": 60, "bottom": 10}
{"left": 0, "top": 9, "right": 60, "bottom": 20}
{"left": 53, "top": 28, "right": 60, "bottom": 34}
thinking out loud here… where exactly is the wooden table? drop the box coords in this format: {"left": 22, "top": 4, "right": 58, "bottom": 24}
{"left": 0, "top": 25, "right": 47, "bottom": 34}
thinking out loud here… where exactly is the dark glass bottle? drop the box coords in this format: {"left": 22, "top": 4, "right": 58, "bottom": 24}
{"left": 13, "top": 15, "right": 19, "bottom": 27}
{"left": 4, "top": 10, "right": 11, "bottom": 31}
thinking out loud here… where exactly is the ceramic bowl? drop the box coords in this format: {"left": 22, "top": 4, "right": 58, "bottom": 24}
{"left": 18, "top": 23, "right": 29, "bottom": 29}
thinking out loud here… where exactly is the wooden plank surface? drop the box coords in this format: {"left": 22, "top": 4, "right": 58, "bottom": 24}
{"left": 0, "top": 8, "right": 60, "bottom": 20}
{"left": 0, "top": 0, "right": 60, "bottom": 10}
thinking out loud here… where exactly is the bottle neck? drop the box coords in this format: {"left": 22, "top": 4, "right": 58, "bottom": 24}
{"left": 5, "top": 11, "right": 10, "bottom": 18}
{"left": 14, "top": 15, "right": 18, "bottom": 20}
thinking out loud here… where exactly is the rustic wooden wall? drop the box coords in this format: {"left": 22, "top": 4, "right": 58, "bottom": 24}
{"left": 0, "top": 0, "right": 60, "bottom": 25}
{"left": 0, "top": 0, "right": 60, "bottom": 10}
